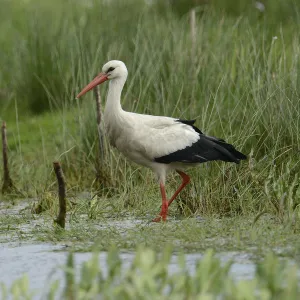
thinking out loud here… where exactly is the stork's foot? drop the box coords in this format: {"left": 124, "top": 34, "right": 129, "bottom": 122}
{"left": 152, "top": 214, "right": 166, "bottom": 222}
{"left": 152, "top": 201, "right": 168, "bottom": 222}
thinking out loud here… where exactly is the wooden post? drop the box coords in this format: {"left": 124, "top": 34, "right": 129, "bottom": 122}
{"left": 190, "top": 8, "right": 196, "bottom": 62}
{"left": 190, "top": 8, "right": 197, "bottom": 111}
{"left": 93, "top": 85, "right": 110, "bottom": 189}
{"left": 53, "top": 161, "right": 66, "bottom": 228}
{"left": 2, "top": 121, "right": 13, "bottom": 193}
{"left": 93, "top": 86, "right": 105, "bottom": 161}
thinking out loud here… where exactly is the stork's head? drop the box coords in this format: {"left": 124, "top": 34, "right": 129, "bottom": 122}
{"left": 76, "top": 60, "right": 128, "bottom": 98}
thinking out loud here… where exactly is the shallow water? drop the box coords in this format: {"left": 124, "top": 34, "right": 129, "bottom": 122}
{"left": 0, "top": 242, "right": 256, "bottom": 299}
{"left": 0, "top": 201, "right": 261, "bottom": 298}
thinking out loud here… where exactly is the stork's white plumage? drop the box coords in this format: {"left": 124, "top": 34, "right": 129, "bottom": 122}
{"left": 77, "top": 60, "right": 247, "bottom": 222}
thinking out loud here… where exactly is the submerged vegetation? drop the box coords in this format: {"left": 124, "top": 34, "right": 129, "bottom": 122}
{"left": 1, "top": 0, "right": 300, "bottom": 297}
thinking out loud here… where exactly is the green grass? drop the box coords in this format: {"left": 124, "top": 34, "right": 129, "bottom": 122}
{"left": 1, "top": 2, "right": 300, "bottom": 298}
{"left": 0, "top": 0, "right": 300, "bottom": 220}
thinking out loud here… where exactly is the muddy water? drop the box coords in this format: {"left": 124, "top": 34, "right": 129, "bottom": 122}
{"left": 0, "top": 242, "right": 255, "bottom": 299}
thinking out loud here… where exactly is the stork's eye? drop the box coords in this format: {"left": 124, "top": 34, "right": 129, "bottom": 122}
{"left": 107, "top": 67, "right": 115, "bottom": 72}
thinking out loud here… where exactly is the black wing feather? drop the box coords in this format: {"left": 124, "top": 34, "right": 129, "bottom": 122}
{"left": 154, "top": 120, "right": 247, "bottom": 164}
{"left": 177, "top": 119, "right": 203, "bottom": 134}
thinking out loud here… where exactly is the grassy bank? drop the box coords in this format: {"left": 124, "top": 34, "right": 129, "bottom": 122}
{"left": 0, "top": 0, "right": 300, "bottom": 221}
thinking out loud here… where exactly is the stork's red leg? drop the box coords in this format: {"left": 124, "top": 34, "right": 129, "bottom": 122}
{"left": 152, "top": 171, "right": 190, "bottom": 222}
{"left": 152, "top": 182, "right": 168, "bottom": 222}
{"left": 167, "top": 170, "right": 190, "bottom": 207}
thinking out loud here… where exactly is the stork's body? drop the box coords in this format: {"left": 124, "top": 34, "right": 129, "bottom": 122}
{"left": 77, "top": 60, "right": 247, "bottom": 221}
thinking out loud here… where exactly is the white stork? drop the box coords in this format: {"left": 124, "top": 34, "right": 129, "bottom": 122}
{"left": 77, "top": 60, "right": 246, "bottom": 222}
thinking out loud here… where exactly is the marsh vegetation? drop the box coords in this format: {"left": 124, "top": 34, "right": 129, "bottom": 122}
{"left": 1, "top": 0, "right": 300, "bottom": 298}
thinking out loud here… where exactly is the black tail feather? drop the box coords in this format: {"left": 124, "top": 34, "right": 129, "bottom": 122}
{"left": 207, "top": 136, "right": 247, "bottom": 163}
{"left": 155, "top": 120, "right": 247, "bottom": 165}
{"left": 155, "top": 134, "right": 247, "bottom": 165}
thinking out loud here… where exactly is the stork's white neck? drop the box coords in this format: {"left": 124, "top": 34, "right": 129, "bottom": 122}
{"left": 104, "top": 77, "right": 127, "bottom": 118}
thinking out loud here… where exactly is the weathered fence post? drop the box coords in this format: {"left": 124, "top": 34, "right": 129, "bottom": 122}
{"left": 1, "top": 121, "right": 13, "bottom": 194}
{"left": 190, "top": 8, "right": 196, "bottom": 63}
{"left": 189, "top": 8, "right": 198, "bottom": 114}
{"left": 93, "top": 86, "right": 105, "bottom": 161}
{"left": 53, "top": 161, "right": 66, "bottom": 228}
{"left": 93, "top": 85, "right": 110, "bottom": 189}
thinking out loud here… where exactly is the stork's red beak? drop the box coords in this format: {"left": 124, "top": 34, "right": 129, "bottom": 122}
{"left": 76, "top": 72, "right": 108, "bottom": 98}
